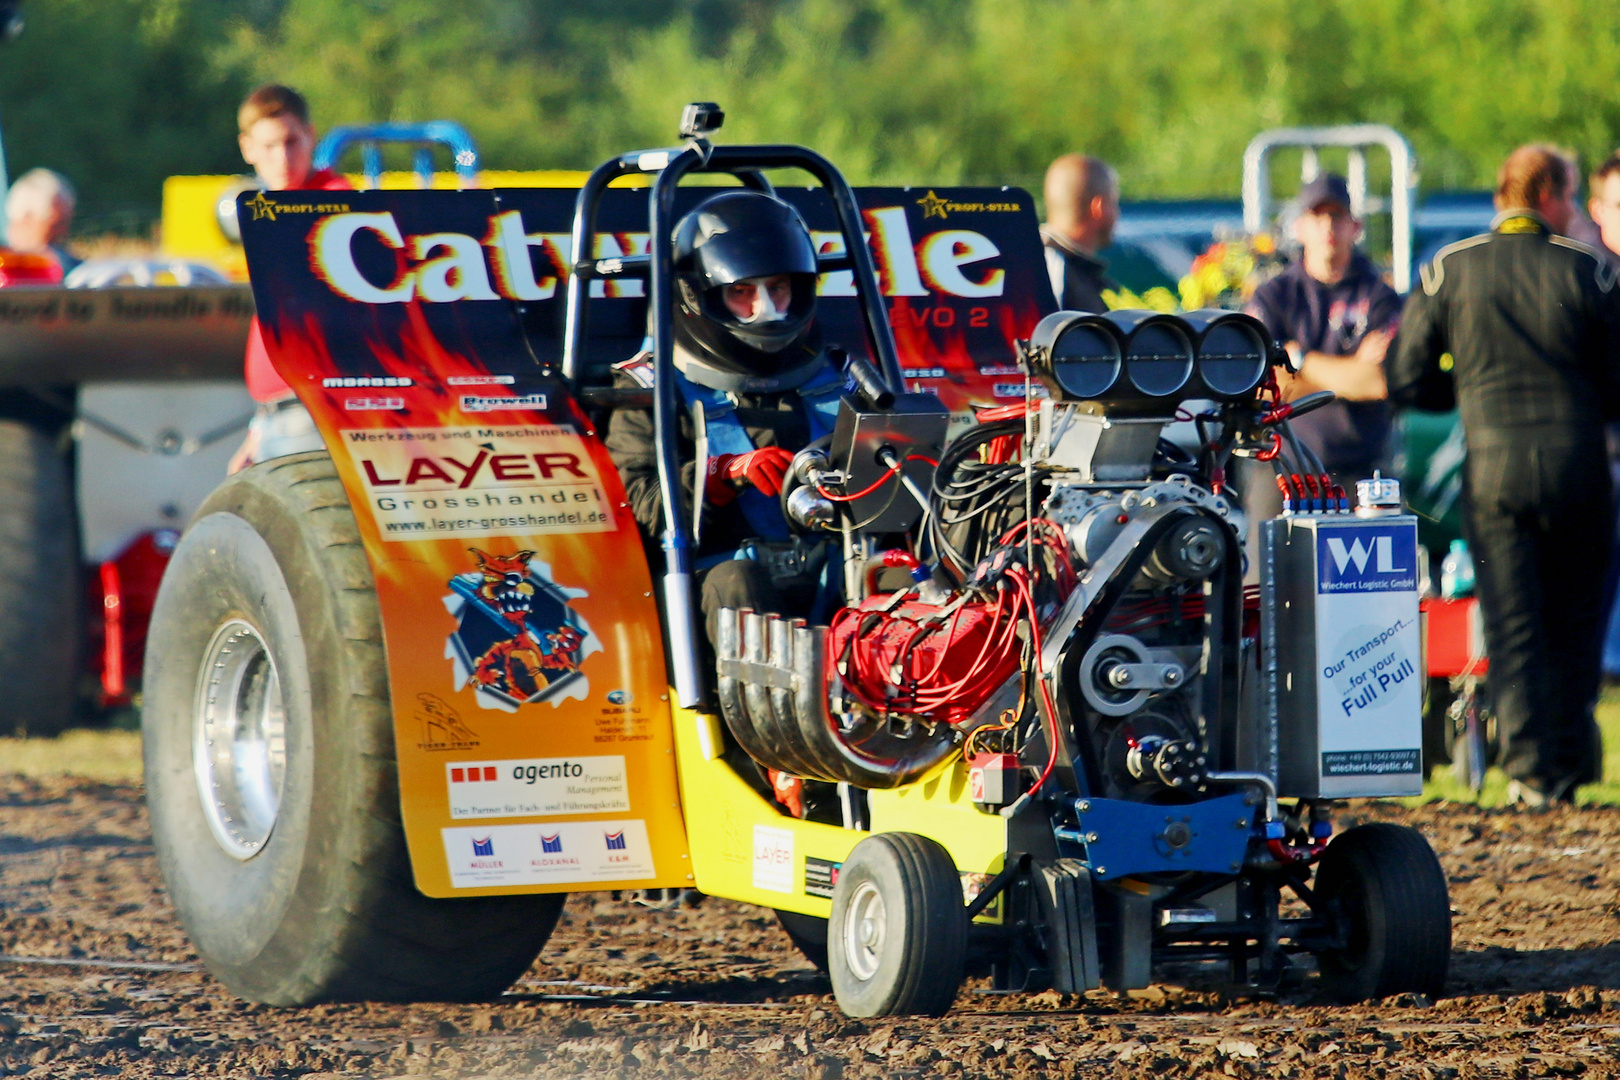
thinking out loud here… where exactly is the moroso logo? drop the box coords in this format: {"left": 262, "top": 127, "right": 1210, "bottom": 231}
{"left": 307, "top": 207, "right": 1007, "bottom": 306}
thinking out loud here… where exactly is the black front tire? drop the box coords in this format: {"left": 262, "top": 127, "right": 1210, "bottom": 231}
{"left": 143, "top": 452, "right": 564, "bottom": 1004}
{"left": 827, "top": 832, "right": 966, "bottom": 1017}
{"left": 1313, "top": 823, "right": 1451, "bottom": 1002}
{"left": 0, "top": 420, "right": 79, "bottom": 736}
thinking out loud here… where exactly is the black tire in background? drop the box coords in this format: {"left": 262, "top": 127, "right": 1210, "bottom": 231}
{"left": 143, "top": 452, "right": 564, "bottom": 1004}
{"left": 0, "top": 419, "right": 80, "bottom": 736}
{"left": 775, "top": 909, "right": 829, "bottom": 972}
{"left": 1313, "top": 822, "right": 1451, "bottom": 1003}
{"left": 827, "top": 832, "right": 966, "bottom": 1017}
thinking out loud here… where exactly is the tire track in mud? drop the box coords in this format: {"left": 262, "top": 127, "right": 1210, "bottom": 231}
{"left": 0, "top": 774, "right": 1618, "bottom": 1078}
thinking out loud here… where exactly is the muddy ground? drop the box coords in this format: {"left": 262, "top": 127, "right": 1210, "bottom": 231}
{"left": 0, "top": 776, "right": 1618, "bottom": 1078}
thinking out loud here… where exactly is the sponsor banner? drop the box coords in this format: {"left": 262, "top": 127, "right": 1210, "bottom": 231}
{"left": 239, "top": 182, "right": 1051, "bottom": 895}
{"left": 446, "top": 755, "right": 630, "bottom": 818}
{"left": 753, "top": 825, "right": 795, "bottom": 894}
{"left": 1317, "top": 523, "right": 1419, "bottom": 594}
{"left": 804, "top": 856, "right": 841, "bottom": 899}
{"left": 341, "top": 424, "right": 616, "bottom": 541}
{"left": 442, "top": 819, "right": 655, "bottom": 889}
{"left": 1314, "top": 521, "right": 1422, "bottom": 774}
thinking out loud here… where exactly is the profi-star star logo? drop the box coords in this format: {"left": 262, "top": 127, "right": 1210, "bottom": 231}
{"left": 245, "top": 192, "right": 278, "bottom": 221}
{"left": 916, "top": 190, "right": 949, "bottom": 220}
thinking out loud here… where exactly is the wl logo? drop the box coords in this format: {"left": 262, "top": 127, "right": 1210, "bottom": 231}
{"left": 1325, "top": 536, "right": 1406, "bottom": 575}
{"left": 1318, "top": 525, "right": 1417, "bottom": 595}
{"left": 541, "top": 833, "right": 564, "bottom": 854}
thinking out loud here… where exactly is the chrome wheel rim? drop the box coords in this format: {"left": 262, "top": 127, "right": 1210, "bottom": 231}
{"left": 842, "top": 880, "right": 886, "bottom": 981}
{"left": 194, "top": 620, "right": 287, "bottom": 859}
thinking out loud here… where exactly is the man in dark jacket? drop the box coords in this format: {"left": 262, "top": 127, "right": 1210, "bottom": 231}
{"left": 1390, "top": 144, "right": 1620, "bottom": 805}
{"left": 606, "top": 190, "right": 844, "bottom": 647}
{"left": 1042, "top": 153, "right": 1119, "bottom": 313}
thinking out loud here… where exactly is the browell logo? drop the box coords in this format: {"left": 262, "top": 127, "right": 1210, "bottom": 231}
{"left": 1317, "top": 524, "right": 1418, "bottom": 594}
{"left": 460, "top": 393, "right": 548, "bottom": 413}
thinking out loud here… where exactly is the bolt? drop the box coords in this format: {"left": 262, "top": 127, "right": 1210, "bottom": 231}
{"left": 1086, "top": 832, "right": 1099, "bottom": 843}
{"left": 1078, "top": 800, "right": 1091, "bottom": 813}
{"left": 1096, "top": 866, "right": 1107, "bottom": 875}
{"left": 1236, "top": 819, "right": 1248, "bottom": 828}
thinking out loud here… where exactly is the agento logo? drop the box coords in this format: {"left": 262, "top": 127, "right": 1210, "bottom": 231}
{"left": 1317, "top": 525, "right": 1417, "bottom": 594}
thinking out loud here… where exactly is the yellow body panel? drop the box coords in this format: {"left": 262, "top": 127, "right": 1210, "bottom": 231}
{"left": 160, "top": 170, "right": 593, "bottom": 267}
{"left": 669, "top": 702, "right": 1008, "bottom": 921}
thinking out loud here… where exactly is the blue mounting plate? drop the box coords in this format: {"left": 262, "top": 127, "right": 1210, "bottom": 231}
{"left": 1055, "top": 792, "right": 1256, "bottom": 880}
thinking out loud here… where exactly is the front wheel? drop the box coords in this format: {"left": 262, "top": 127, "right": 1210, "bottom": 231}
{"left": 1313, "top": 823, "right": 1451, "bottom": 1003}
{"left": 827, "top": 832, "right": 965, "bottom": 1017}
{"left": 143, "top": 452, "right": 564, "bottom": 1004}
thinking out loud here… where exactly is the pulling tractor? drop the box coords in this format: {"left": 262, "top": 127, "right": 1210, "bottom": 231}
{"left": 142, "top": 106, "right": 1450, "bottom": 1014}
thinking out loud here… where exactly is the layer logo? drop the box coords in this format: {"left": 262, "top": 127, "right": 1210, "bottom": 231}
{"left": 1317, "top": 524, "right": 1417, "bottom": 594}
{"left": 471, "top": 836, "right": 494, "bottom": 857}
{"left": 540, "top": 833, "right": 563, "bottom": 854}
{"left": 604, "top": 830, "right": 627, "bottom": 851}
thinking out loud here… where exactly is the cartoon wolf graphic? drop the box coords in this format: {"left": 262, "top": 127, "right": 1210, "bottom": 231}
{"left": 444, "top": 548, "right": 595, "bottom": 711}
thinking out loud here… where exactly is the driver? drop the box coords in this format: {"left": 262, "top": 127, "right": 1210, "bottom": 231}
{"left": 606, "top": 189, "right": 844, "bottom": 648}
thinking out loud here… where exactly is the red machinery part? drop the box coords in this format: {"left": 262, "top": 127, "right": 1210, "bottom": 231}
{"left": 968, "top": 752, "right": 1020, "bottom": 806}
{"left": 91, "top": 530, "right": 179, "bottom": 706}
{"left": 1422, "top": 596, "right": 1488, "bottom": 678}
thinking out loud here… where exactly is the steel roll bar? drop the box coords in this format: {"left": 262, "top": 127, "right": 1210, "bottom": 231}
{"left": 561, "top": 140, "right": 905, "bottom": 706}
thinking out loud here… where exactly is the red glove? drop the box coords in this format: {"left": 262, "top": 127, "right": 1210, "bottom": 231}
{"left": 707, "top": 447, "right": 794, "bottom": 501}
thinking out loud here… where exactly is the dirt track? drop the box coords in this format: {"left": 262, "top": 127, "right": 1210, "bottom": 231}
{"left": 1, "top": 775, "right": 1619, "bottom": 1078}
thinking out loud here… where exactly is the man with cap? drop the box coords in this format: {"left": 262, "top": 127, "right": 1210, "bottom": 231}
{"left": 1240, "top": 173, "right": 1404, "bottom": 570}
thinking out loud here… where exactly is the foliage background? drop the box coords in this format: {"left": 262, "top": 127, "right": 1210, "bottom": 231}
{"left": 3, "top": 0, "right": 1619, "bottom": 233}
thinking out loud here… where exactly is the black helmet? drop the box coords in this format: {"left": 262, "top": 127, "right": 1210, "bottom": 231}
{"left": 672, "top": 190, "right": 821, "bottom": 386}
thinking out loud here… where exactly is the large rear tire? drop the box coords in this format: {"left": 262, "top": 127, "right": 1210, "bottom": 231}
{"left": 1313, "top": 823, "right": 1451, "bottom": 1003}
{"left": 827, "top": 832, "right": 966, "bottom": 1017}
{"left": 143, "top": 452, "right": 563, "bottom": 1004}
{"left": 0, "top": 420, "right": 80, "bottom": 736}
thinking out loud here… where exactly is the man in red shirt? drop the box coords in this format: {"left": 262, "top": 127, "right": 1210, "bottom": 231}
{"left": 229, "top": 84, "right": 351, "bottom": 472}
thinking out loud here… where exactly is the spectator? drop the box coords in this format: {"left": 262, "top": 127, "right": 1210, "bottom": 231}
{"left": 229, "top": 84, "right": 351, "bottom": 473}
{"left": 1389, "top": 144, "right": 1620, "bottom": 806}
{"left": 1588, "top": 153, "right": 1620, "bottom": 686}
{"left": 5, "top": 168, "right": 79, "bottom": 274}
{"left": 1042, "top": 154, "right": 1119, "bottom": 312}
{"left": 1240, "top": 173, "right": 1402, "bottom": 573}
{"left": 1590, "top": 152, "right": 1620, "bottom": 264}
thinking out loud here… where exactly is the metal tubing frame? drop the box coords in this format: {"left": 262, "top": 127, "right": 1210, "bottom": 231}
{"left": 561, "top": 140, "right": 907, "bottom": 706}
{"left": 1241, "top": 125, "right": 1418, "bottom": 293}
{"left": 312, "top": 121, "right": 482, "bottom": 190}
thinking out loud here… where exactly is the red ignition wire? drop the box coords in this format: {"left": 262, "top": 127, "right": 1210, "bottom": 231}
{"left": 1255, "top": 432, "right": 1283, "bottom": 461}
{"left": 1014, "top": 573, "right": 1061, "bottom": 801}
{"left": 974, "top": 402, "right": 1029, "bottom": 423}
{"left": 817, "top": 454, "right": 937, "bottom": 502}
